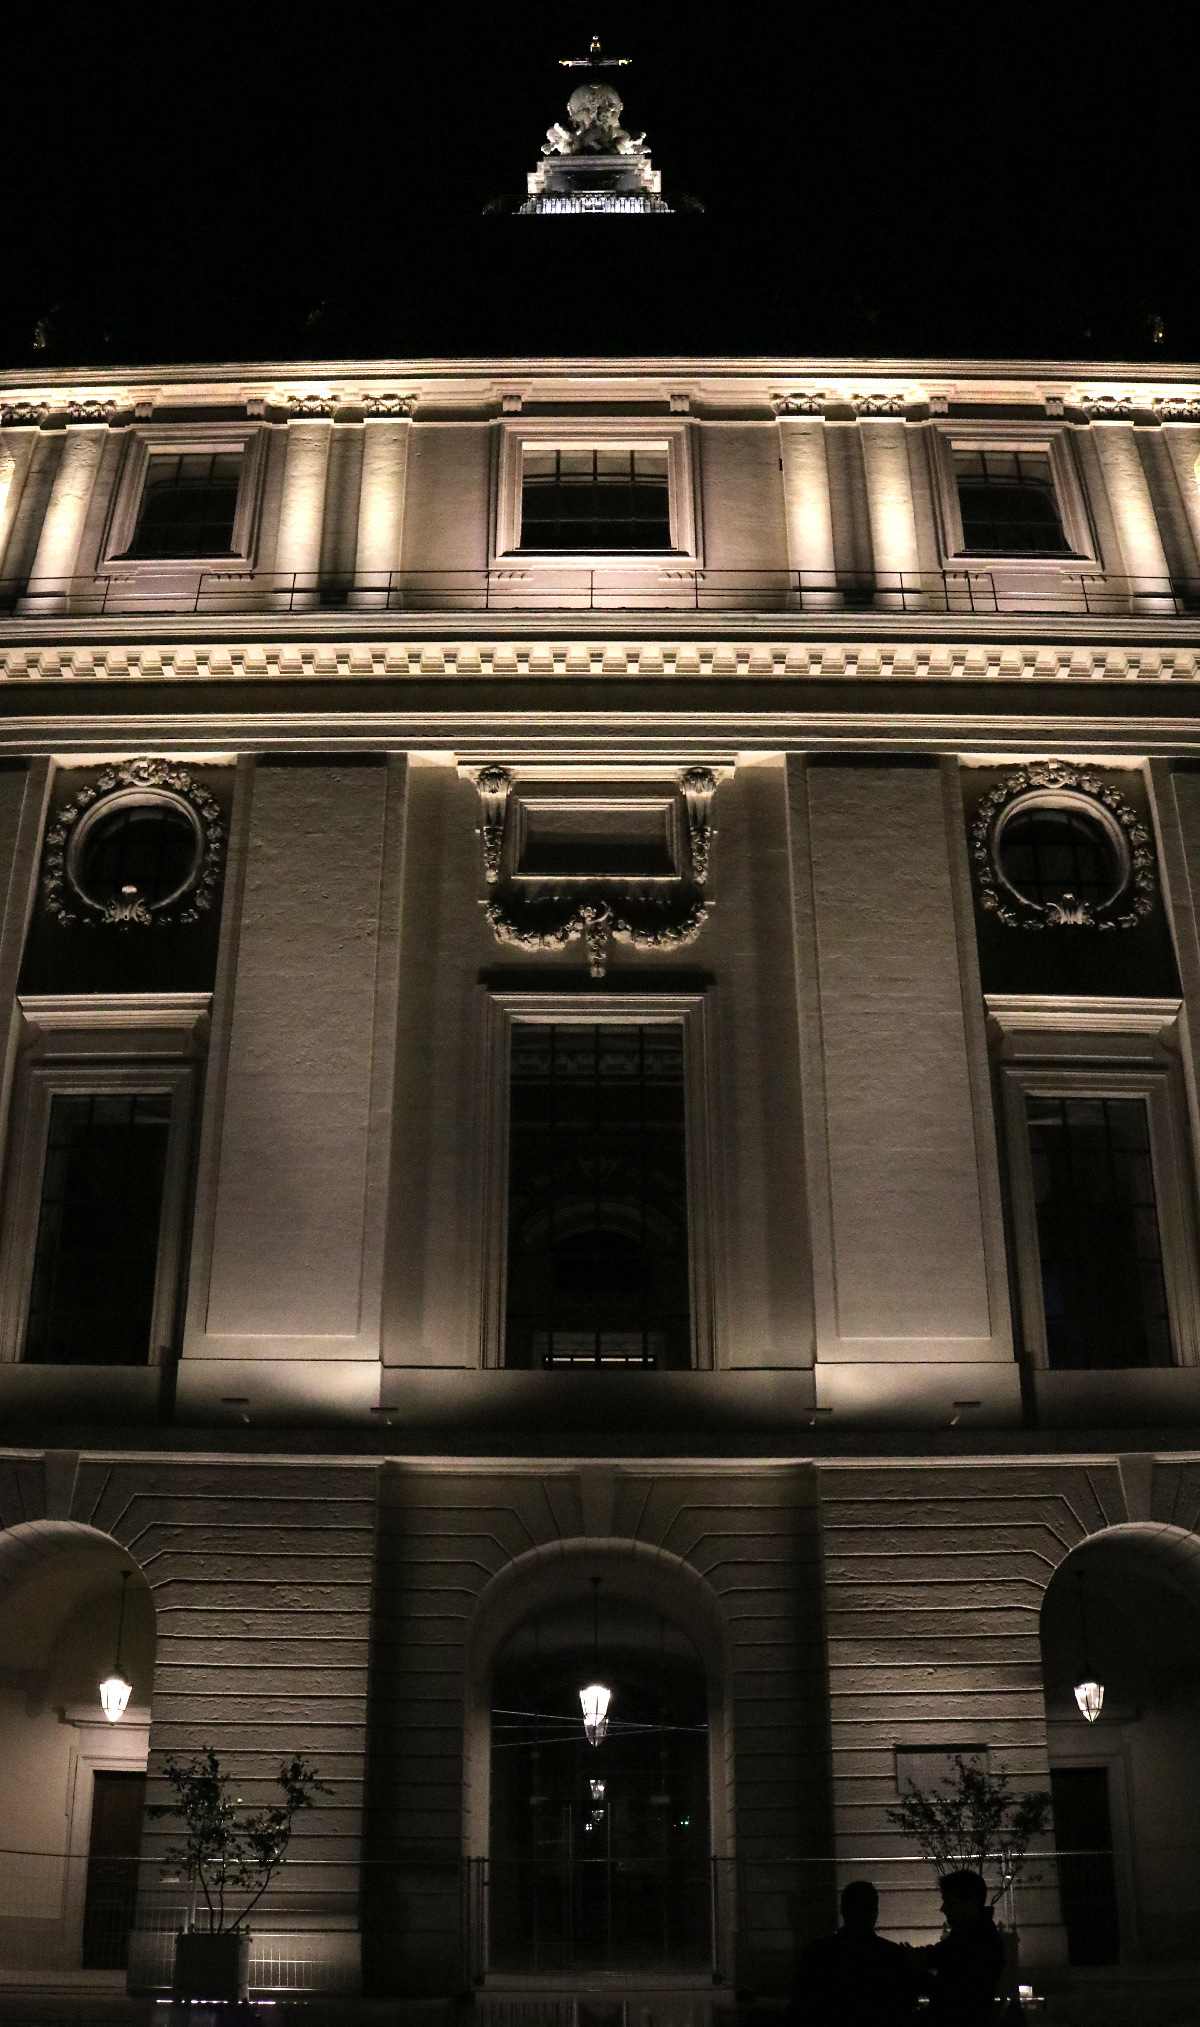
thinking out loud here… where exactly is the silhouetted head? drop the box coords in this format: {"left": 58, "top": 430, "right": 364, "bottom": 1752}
{"left": 940, "top": 1870, "right": 989, "bottom": 1927}
{"left": 840, "top": 1880, "right": 879, "bottom": 1931}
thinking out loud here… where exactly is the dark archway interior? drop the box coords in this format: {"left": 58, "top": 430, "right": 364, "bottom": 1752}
{"left": 1040, "top": 1532, "right": 1200, "bottom": 1966}
{"left": 489, "top": 1592, "right": 710, "bottom": 1973}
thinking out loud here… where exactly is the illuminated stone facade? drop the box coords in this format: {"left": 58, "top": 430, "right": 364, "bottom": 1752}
{"left": 0, "top": 358, "right": 1197, "bottom": 2016}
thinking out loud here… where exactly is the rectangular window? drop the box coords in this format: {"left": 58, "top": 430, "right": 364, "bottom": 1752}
{"left": 503, "top": 1022, "right": 691, "bottom": 1369}
{"left": 953, "top": 448, "right": 1071, "bottom": 556}
{"left": 126, "top": 451, "right": 243, "bottom": 558}
{"left": 24, "top": 1092, "right": 172, "bottom": 1366}
{"left": 520, "top": 447, "right": 672, "bottom": 551}
{"left": 1024, "top": 1093, "right": 1172, "bottom": 1369}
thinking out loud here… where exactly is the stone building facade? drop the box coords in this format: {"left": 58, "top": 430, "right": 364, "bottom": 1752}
{"left": 0, "top": 357, "right": 1199, "bottom": 2020}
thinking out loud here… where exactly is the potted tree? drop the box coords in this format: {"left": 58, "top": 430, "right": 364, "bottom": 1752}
{"left": 149, "top": 1746, "right": 327, "bottom": 2001}
{"left": 887, "top": 1754, "right": 1050, "bottom": 2019}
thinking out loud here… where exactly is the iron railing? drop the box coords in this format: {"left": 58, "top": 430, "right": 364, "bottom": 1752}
{"left": 1, "top": 567, "right": 1199, "bottom": 620}
{"left": 0, "top": 1847, "right": 1123, "bottom": 1993}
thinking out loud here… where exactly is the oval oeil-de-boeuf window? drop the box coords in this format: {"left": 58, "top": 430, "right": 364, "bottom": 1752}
{"left": 68, "top": 790, "right": 204, "bottom": 915}
{"left": 994, "top": 792, "right": 1128, "bottom": 915}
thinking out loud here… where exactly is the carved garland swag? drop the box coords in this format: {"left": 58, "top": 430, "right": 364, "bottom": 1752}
{"left": 473, "top": 765, "right": 718, "bottom": 978}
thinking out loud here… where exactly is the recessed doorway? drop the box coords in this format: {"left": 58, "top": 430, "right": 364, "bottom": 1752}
{"left": 82, "top": 1771, "right": 146, "bottom": 1970}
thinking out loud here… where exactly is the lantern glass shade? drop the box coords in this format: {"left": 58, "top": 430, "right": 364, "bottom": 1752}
{"left": 580, "top": 1683, "right": 611, "bottom": 1746}
{"left": 99, "top": 1672, "right": 133, "bottom": 1723}
{"left": 1074, "top": 1678, "right": 1105, "bottom": 1723}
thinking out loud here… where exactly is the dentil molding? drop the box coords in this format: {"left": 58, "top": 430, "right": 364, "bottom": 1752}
{"left": 0, "top": 642, "right": 1198, "bottom": 684}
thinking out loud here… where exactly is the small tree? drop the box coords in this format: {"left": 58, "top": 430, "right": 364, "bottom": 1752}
{"left": 149, "top": 1746, "right": 328, "bottom": 1933}
{"left": 886, "top": 1754, "right": 1051, "bottom": 1909}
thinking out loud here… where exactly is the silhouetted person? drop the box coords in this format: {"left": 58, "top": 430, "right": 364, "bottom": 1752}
{"left": 792, "top": 1879, "right": 919, "bottom": 2027}
{"left": 917, "top": 1870, "right": 1006, "bottom": 2027}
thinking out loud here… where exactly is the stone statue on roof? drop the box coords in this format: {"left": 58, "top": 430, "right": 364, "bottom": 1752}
{"left": 542, "top": 81, "right": 646, "bottom": 159}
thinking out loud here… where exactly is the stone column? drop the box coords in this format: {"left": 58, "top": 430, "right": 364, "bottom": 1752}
{"left": 775, "top": 410, "right": 839, "bottom": 607}
{"left": 859, "top": 415, "right": 922, "bottom": 608}
{"left": 275, "top": 414, "right": 333, "bottom": 608}
{"left": 351, "top": 403, "right": 414, "bottom": 607}
{"left": 21, "top": 422, "right": 108, "bottom": 612}
{"left": 1091, "top": 420, "right": 1172, "bottom": 611}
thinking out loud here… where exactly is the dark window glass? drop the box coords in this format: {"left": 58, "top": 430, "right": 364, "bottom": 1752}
{"left": 954, "top": 448, "right": 1071, "bottom": 555}
{"left": 521, "top": 448, "right": 672, "bottom": 551}
{"left": 24, "top": 1092, "right": 171, "bottom": 1366}
{"left": 1051, "top": 1767, "right": 1120, "bottom": 1965}
{"left": 1025, "top": 1094, "right": 1172, "bottom": 1369}
{"left": 505, "top": 1023, "right": 691, "bottom": 1369}
{"left": 76, "top": 800, "right": 200, "bottom": 912}
{"left": 126, "top": 451, "right": 242, "bottom": 558}
{"left": 1000, "top": 805, "right": 1119, "bottom": 911}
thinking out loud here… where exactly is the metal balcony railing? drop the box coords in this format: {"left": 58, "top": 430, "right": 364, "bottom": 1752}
{"left": 1, "top": 567, "right": 1199, "bottom": 620}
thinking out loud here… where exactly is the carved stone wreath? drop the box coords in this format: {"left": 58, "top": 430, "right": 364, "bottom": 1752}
{"left": 473, "top": 766, "right": 717, "bottom": 978}
{"left": 42, "top": 758, "right": 225, "bottom": 930}
{"left": 970, "top": 761, "right": 1156, "bottom": 931}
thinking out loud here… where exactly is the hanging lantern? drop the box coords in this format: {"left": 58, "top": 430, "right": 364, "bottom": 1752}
{"left": 1074, "top": 1679, "right": 1105, "bottom": 1723}
{"left": 580, "top": 1684, "right": 611, "bottom": 1746}
{"left": 99, "top": 1570, "right": 132, "bottom": 1724}
{"left": 99, "top": 1672, "right": 133, "bottom": 1723}
{"left": 1073, "top": 1572, "right": 1103, "bottom": 1724}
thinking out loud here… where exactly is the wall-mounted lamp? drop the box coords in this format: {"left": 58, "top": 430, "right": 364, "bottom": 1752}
{"left": 99, "top": 1570, "right": 133, "bottom": 1724}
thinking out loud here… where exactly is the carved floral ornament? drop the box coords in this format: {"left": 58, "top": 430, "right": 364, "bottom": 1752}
{"left": 970, "top": 761, "right": 1156, "bottom": 932}
{"left": 471, "top": 765, "right": 720, "bottom": 979}
{"left": 42, "top": 759, "right": 225, "bottom": 931}
{"left": 771, "top": 390, "right": 923, "bottom": 417}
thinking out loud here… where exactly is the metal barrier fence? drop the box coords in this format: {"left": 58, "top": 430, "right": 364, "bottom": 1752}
{"left": 1, "top": 567, "right": 1199, "bottom": 620}
{"left": 0, "top": 1848, "right": 1118, "bottom": 1992}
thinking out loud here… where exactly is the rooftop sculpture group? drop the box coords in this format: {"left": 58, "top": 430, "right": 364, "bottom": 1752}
{"left": 521, "top": 38, "right": 671, "bottom": 214}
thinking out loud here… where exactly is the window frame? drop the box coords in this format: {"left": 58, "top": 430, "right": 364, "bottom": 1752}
{"left": 493, "top": 418, "right": 700, "bottom": 566}
{"left": 930, "top": 423, "right": 1096, "bottom": 567}
{"left": 0, "top": 994, "right": 208, "bottom": 1367}
{"left": 990, "top": 1000, "right": 1200, "bottom": 1371}
{"left": 478, "top": 991, "right": 716, "bottom": 1371}
{"left": 102, "top": 425, "right": 267, "bottom": 572}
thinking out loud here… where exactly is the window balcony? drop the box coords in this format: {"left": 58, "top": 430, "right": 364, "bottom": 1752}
{"left": 2, "top": 566, "right": 1199, "bottom": 621}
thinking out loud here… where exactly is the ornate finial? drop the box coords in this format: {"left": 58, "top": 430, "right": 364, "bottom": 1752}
{"left": 561, "top": 34, "right": 631, "bottom": 68}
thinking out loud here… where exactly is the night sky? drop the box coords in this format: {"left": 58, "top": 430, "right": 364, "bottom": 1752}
{"left": 5, "top": 0, "right": 1196, "bottom": 369}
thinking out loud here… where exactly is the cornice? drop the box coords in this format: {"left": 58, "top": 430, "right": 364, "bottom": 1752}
{"left": 0, "top": 639, "right": 1197, "bottom": 685}
{"left": 5, "top": 360, "right": 1200, "bottom": 420}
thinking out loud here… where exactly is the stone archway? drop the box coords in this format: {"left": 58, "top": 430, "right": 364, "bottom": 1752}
{"left": 463, "top": 1539, "right": 734, "bottom": 1979}
{"left": 0, "top": 1519, "right": 156, "bottom": 1976}
{"left": 1040, "top": 1521, "right": 1200, "bottom": 1970}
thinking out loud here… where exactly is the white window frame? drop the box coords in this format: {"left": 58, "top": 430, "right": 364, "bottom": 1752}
{"left": 478, "top": 991, "right": 716, "bottom": 1370}
{"left": 989, "top": 999, "right": 1200, "bottom": 1370}
{"left": 493, "top": 418, "right": 700, "bottom": 566}
{"left": 102, "top": 424, "right": 267, "bottom": 572}
{"left": 930, "top": 423, "right": 1096, "bottom": 566}
{"left": 0, "top": 994, "right": 209, "bottom": 1366}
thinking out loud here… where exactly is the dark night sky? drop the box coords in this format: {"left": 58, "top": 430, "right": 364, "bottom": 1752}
{"left": 5, "top": 0, "right": 1197, "bottom": 370}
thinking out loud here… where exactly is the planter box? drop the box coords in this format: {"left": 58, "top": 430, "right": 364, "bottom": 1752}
{"left": 173, "top": 1930, "right": 250, "bottom": 2000}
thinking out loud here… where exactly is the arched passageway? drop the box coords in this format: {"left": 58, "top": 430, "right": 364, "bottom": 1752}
{"left": 0, "top": 1521, "right": 155, "bottom": 1974}
{"left": 1040, "top": 1524, "right": 1200, "bottom": 1968}
{"left": 489, "top": 1591, "right": 710, "bottom": 1973}
{"left": 463, "top": 1541, "right": 734, "bottom": 1983}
